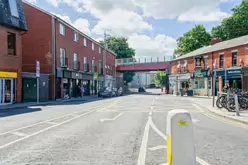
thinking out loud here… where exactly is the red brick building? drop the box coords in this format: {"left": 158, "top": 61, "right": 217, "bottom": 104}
{"left": 22, "top": 2, "right": 116, "bottom": 102}
{"left": 170, "top": 36, "right": 248, "bottom": 96}
{"left": 0, "top": 0, "right": 28, "bottom": 105}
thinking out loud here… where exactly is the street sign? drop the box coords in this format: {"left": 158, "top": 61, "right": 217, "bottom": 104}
{"left": 36, "top": 61, "right": 40, "bottom": 78}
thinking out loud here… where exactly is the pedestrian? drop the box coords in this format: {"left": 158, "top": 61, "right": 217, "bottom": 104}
{"left": 81, "top": 86, "right": 85, "bottom": 97}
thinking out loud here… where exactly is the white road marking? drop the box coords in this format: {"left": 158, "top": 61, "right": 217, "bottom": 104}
{"left": 0, "top": 102, "right": 110, "bottom": 136}
{"left": 192, "top": 119, "right": 199, "bottom": 123}
{"left": 137, "top": 116, "right": 151, "bottom": 165}
{"left": 97, "top": 100, "right": 121, "bottom": 112}
{"left": 148, "top": 145, "right": 167, "bottom": 151}
{"left": 70, "top": 114, "right": 79, "bottom": 117}
{"left": 45, "top": 121, "right": 58, "bottom": 125}
{"left": 150, "top": 117, "right": 167, "bottom": 141}
{"left": 0, "top": 109, "right": 96, "bottom": 150}
{"left": 149, "top": 111, "right": 152, "bottom": 116}
{"left": 11, "top": 132, "right": 27, "bottom": 137}
{"left": 160, "top": 163, "right": 168, "bottom": 165}
{"left": 196, "top": 157, "right": 211, "bottom": 165}
{"left": 100, "top": 112, "right": 124, "bottom": 122}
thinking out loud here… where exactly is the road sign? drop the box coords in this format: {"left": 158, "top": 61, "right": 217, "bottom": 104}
{"left": 36, "top": 61, "right": 40, "bottom": 78}
{"left": 167, "top": 110, "right": 196, "bottom": 165}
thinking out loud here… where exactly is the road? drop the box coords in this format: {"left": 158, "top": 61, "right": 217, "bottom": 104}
{"left": 1, "top": 89, "right": 248, "bottom": 165}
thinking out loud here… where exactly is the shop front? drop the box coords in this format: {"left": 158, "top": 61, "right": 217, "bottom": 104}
{"left": 214, "top": 69, "right": 242, "bottom": 93}
{"left": 82, "top": 73, "right": 93, "bottom": 96}
{"left": 169, "top": 73, "right": 191, "bottom": 96}
{"left": 0, "top": 71, "right": 17, "bottom": 105}
{"left": 193, "top": 70, "right": 212, "bottom": 96}
{"left": 71, "top": 72, "right": 83, "bottom": 98}
{"left": 243, "top": 67, "right": 248, "bottom": 90}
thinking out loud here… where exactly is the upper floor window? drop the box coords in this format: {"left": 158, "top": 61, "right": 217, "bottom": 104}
{"left": 60, "top": 48, "right": 66, "bottom": 66}
{"left": 204, "top": 57, "right": 209, "bottom": 70}
{"left": 183, "top": 60, "right": 188, "bottom": 72}
{"left": 60, "top": 23, "right": 65, "bottom": 36}
{"left": 8, "top": 32, "right": 16, "bottom": 56}
{"left": 74, "top": 32, "right": 78, "bottom": 42}
{"left": 177, "top": 62, "right": 181, "bottom": 73}
{"left": 74, "top": 53, "right": 78, "bottom": 61}
{"left": 92, "top": 42, "right": 95, "bottom": 51}
{"left": 219, "top": 54, "right": 224, "bottom": 68}
{"left": 99, "top": 47, "right": 101, "bottom": 54}
{"left": 84, "top": 57, "right": 88, "bottom": 72}
{"left": 232, "top": 52, "right": 237, "bottom": 67}
{"left": 8, "top": 0, "right": 19, "bottom": 18}
{"left": 84, "top": 38, "right": 87, "bottom": 47}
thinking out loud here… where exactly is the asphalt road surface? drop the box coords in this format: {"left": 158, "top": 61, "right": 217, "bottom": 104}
{"left": 1, "top": 89, "right": 248, "bottom": 165}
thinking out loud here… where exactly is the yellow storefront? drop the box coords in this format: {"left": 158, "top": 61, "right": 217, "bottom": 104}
{"left": 0, "top": 71, "right": 18, "bottom": 105}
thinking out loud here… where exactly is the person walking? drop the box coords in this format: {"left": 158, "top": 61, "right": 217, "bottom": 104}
{"left": 81, "top": 86, "right": 85, "bottom": 97}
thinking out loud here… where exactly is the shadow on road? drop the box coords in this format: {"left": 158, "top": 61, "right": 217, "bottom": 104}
{"left": 0, "top": 107, "right": 42, "bottom": 118}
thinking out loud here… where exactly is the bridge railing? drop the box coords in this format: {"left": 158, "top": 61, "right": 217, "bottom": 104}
{"left": 116, "top": 57, "right": 173, "bottom": 66}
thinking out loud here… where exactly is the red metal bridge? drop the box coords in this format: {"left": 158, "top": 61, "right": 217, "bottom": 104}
{"left": 116, "top": 58, "right": 171, "bottom": 72}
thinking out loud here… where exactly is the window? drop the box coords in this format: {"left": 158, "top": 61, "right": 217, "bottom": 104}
{"left": 60, "top": 23, "right": 65, "bottom": 36}
{"left": 194, "top": 80, "right": 205, "bottom": 89}
{"left": 99, "top": 47, "right": 101, "bottom": 54}
{"left": 60, "top": 48, "right": 66, "bottom": 66}
{"left": 74, "top": 32, "right": 78, "bottom": 42}
{"left": 84, "top": 38, "right": 87, "bottom": 47}
{"left": 92, "top": 42, "right": 95, "bottom": 50}
{"left": 8, "top": 32, "right": 16, "bottom": 55}
{"left": 84, "top": 57, "right": 88, "bottom": 71}
{"left": 177, "top": 62, "right": 181, "bottom": 73}
{"left": 232, "top": 52, "right": 237, "bottom": 66}
{"left": 219, "top": 54, "right": 224, "bottom": 68}
{"left": 73, "top": 53, "right": 78, "bottom": 61}
{"left": 204, "top": 57, "right": 209, "bottom": 70}
{"left": 183, "top": 60, "right": 188, "bottom": 72}
{"left": 92, "top": 60, "right": 95, "bottom": 72}
{"left": 8, "top": 0, "right": 19, "bottom": 18}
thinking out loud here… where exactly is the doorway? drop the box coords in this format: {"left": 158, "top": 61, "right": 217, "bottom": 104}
{"left": 0, "top": 79, "right": 15, "bottom": 105}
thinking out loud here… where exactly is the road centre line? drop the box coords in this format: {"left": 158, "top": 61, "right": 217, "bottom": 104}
{"left": 0, "top": 101, "right": 118, "bottom": 136}
{"left": 100, "top": 112, "right": 124, "bottom": 122}
{"left": 11, "top": 132, "right": 27, "bottom": 137}
{"left": 0, "top": 109, "right": 97, "bottom": 150}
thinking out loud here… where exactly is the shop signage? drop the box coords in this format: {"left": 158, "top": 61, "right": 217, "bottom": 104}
{"left": 0, "top": 72, "right": 17, "bottom": 78}
{"left": 63, "top": 79, "right": 68, "bottom": 83}
{"left": 93, "top": 73, "right": 99, "bottom": 80}
{"left": 195, "top": 56, "right": 202, "bottom": 68}
{"left": 36, "top": 61, "right": 40, "bottom": 78}
{"left": 194, "top": 72, "right": 206, "bottom": 78}
{"left": 227, "top": 69, "right": 242, "bottom": 75}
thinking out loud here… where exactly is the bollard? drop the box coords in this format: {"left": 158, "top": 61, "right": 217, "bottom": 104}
{"left": 167, "top": 110, "right": 196, "bottom": 165}
{"left": 234, "top": 94, "right": 240, "bottom": 116}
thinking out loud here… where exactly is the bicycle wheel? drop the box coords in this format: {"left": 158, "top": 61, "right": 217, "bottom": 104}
{"left": 239, "top": 98, "right": 247, "bottom": 111}
{"left": 216, "top": 96, "right": 225, "bottom": 108}
{"left": 227, "top": 98, "right": 236, "bottom": 112}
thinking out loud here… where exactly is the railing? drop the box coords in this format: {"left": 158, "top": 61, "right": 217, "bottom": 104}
{"left": 60, "top": 57, "right": 68, "bottom": 68}
{"left": 84, "top": 63, "right": 89, "bottom": 72}
{"left": 116, "top": 56, "right": 173, "bottom": 66}
{"left": 74, "top": 61, "right": 80, "bottom": 70}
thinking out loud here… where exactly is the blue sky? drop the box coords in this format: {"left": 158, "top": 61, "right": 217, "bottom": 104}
{"left": 25, "top": 0, "right": 242, "bottom": 59}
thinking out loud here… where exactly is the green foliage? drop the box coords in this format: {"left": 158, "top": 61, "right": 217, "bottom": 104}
{"left": 152, "top": 72, "right": 169, "bottom": 87}
{"left": 174, "top": 25, "right": 211, "bottom": 56}
{"left": 101, "top": 37, "right": 136, "bottom": 83}
{"left": 100, "top": 37, "right": 135, "bottom": 59}
{"left": 211, "top": 0, "right": 248, "bottom": 40}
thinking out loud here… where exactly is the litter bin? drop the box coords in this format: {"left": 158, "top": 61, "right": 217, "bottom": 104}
{"left": 187, "top": 90, "right": 194, "bottom": 96}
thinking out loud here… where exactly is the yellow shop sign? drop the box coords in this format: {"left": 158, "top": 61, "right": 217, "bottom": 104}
{"left": 0, "top": 72, "right": 18, "bottom": 78}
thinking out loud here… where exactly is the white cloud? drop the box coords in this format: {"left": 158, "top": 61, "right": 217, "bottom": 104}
{"left": 134, "top": 0, "right": 230, "bottom": 22}
{"left": 178, "top": 7, "right": 231, "bottom": 22}
{"left": 53, "top": 13, "right": 91, "bottom": 35}
{"left": 92, "top": 8, "right": 152, "bottom": 36}
{"left": 46, "top": 0, "right": 60, "bottom": 7}
{"left": 128, "top": 34, "right": 177, "bottom": 59}
{"left": 24, "top": 0, "right": 37, "bottom": 4}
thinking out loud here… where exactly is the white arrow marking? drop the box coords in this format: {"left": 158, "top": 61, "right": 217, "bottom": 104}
{"left": 148, "top": 145, "right": 167, "bottom": 151}
{"left": 100, "top": 113, "right": 124, "bottom": 122}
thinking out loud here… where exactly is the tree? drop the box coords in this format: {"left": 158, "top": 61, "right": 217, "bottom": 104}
{"left": 212, "top": 0, "right": 248, "bottom": 40}
{"left": 174, "top": 25, "right": 211, "bottom": 56}
{"left": 152, "top": 72, "right": 169, "bottom": 88}
{"left": 101, "top": 37, "right": 135, "bottom": 83}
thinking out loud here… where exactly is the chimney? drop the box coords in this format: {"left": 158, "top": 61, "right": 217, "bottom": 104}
{"left": 211, "top": 37, "right": 222, "bottom": 45}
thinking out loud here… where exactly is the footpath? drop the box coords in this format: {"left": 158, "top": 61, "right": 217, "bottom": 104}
{"left": 181, "top": 96, "right": 248, "bottom": 125}
{"left": 0, "top": 96, "right": 102, "bottom": 111}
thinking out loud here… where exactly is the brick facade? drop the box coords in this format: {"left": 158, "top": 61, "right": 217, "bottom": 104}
{"left": 0, "top": 26, "right": 22, "bottom": 103}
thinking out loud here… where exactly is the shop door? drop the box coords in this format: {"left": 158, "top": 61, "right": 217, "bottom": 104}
{"left": 0, "top": 79, "right": 14, "bottom": 104}
{"left": 23, "top": 78, "right": 37, "bottom": 102}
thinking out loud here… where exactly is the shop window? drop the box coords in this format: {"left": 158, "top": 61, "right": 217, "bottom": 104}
{"left": 8, "top": 32, "right": 16, "bottom": 55}
{"left": 219, "top": 54, "right": 224, "bottom": 68}
{"left": 194, "top": 80, "right": 205, "bottom": 89}
{"left": 232, "top": 52, "right": 237, "bottom": 67}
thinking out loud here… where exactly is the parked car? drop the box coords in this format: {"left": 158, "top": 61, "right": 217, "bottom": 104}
{"left": 112, "top": 88, "right": 118, "bottom": 97}
{"left": 98, "top": 87, "right": 112, "bottom": 98}
{"left": 138, "top": 87, "right": 146, "bottom": 92}
{"left": 117, "top": 87, "right": 123, "bottom": 96}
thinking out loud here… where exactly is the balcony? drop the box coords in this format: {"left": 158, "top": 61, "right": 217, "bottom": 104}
{"left": 74, "top": 61, "right": 80, "bottom": 70}
{"left": 84, "top": 63, "right": 89, "bottom": 72}
{"left": 60, "top": 57, "right": 68, "bottom": 68}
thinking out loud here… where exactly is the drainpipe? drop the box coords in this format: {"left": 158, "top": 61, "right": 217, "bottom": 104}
{"left": 52, "top": 16, "right": 57, "bottom": 100}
